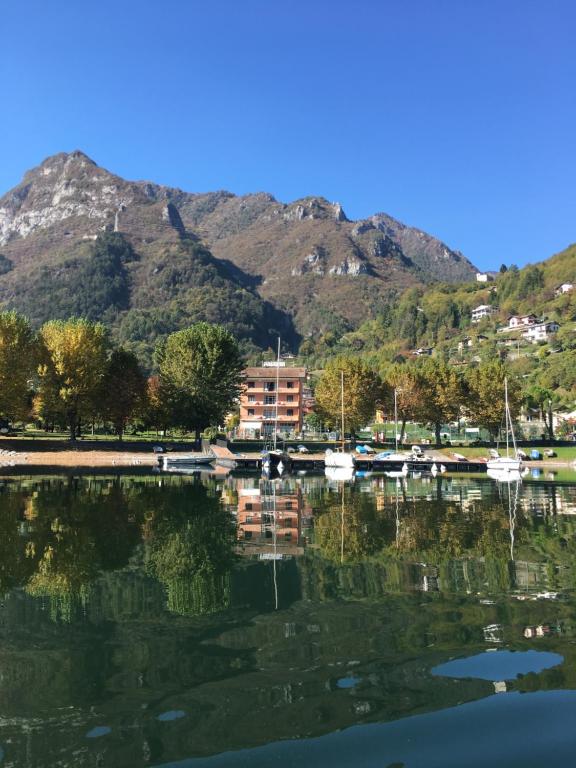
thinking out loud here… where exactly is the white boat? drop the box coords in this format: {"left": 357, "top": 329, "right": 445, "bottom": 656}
{"left": 487, "top": 467, "right": 523, "bottom": 483}
{"left": 161, "top": 452, "right": 214, "bottom": 469}
{"left": 384, "top": 463, "right": 409, "bottom": 479}
{"left": 324, "top": 371, "right": 356, "bottom": 470}
{"left": 487, "top": 377, "right": 523, "bottom": 474}
{"left": 325, "top": 448, "right": 355, "bottom": 469}
{"left": 325, "top": 465, "right": 355, "bottom": 482}
{"left": 262, "top": 448, "right": 290, "bottom": 474}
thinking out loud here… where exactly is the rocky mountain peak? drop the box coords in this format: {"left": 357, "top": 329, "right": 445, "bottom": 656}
{"left": 0, "top": 152, "right": 135, "bottom": 246}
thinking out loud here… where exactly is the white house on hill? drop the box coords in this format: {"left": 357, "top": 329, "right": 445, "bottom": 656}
{"left": 471, "top": 305, "right": 498, "bottom": 323}
{"left": 523, "top": 321, "right": 560, "bottom": 343}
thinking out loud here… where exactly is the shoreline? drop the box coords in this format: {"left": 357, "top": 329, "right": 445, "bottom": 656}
{"left": 0, "top": 447, "right": 574, "bottom": 471}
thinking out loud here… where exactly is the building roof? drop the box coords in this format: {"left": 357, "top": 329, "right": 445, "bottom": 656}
{"left": 243, "top": 367, "right": 307, "bottom": 379}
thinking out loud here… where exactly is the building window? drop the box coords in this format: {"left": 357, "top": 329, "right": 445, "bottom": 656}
{"left": 248, "top": 395, "right": 255, "bottom": 403}
{"left": 287, "top": 394, "right": 294, "bottom": 403}
{"left": 248, "top": 409, "right": 255, "bottom": 416}
{"left": 264, "top": 382, "right": 275, "bottom": 392}
{"left": 244, "top": 530, "right": 252, "bottom": 540}
{"left": 286, "top": 381, "right": 294, "bottom": 389}
{"left": 247, "top": 381, "right": 254, "bottom": 388}
{"left": 245, "top": 503, "right": 253, "bottom": 511}
{"left": 264, "top": 395, "right": 276, "bottom": 405}
{"left": 263, "top": 409, "right": 275, "bottom": 419}
{"left": 285, "top": 501, "right": 293, "bottom": 509}
{"left": 287, "top": 409, "right": 294, "bottom": 416}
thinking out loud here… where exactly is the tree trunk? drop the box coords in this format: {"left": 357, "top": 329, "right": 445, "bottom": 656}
{"left": 399, "top": 417, "right": 407, "bottom": 445}
{"left": 69, "top": 416, "right": 77, "bottom": 442}
{"left": 434, "top": 422, "right": 442, "bottom": 447}
{"left": 547, "top": 401, "right": 554, "bottom": 441}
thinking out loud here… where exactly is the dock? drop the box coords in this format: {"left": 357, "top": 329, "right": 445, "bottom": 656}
{"left": 209, "top": 445, "right": 486, "bottom": 474}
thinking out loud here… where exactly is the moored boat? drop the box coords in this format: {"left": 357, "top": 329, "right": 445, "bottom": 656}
{"left": 487, "top": 378, "right": 523, "bottom": 475}
{"left": 161, "top": 452, "right": 215, "bottom": 469}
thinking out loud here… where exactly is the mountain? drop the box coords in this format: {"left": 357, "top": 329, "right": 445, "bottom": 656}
{"left": 0, "top": 151, "right": 477, "bottom": 360}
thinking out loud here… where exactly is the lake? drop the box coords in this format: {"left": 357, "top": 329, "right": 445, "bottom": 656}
{"left": 1, "top": 470, "right": 576, "bottom": 767}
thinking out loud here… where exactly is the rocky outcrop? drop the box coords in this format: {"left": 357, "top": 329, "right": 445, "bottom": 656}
{"left": 291, "top": 246, "right": 327, "bottom": 276}
{"left": 328, "top": 257, "right": 368, "bottom": 276}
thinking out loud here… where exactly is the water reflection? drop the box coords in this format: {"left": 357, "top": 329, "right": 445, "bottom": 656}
{"left": 0, "top": 472, "right": 575, "bottom": 766}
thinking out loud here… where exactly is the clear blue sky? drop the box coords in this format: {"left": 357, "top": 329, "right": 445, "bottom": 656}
{"left": 1, "top": 0, "right": 575, "bottom": 270}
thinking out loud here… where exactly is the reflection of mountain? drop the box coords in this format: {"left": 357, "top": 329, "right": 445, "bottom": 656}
{"left": 0, "top": 474, "right": 576, "bottom": 765}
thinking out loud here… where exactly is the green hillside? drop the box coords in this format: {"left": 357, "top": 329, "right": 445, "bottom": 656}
{"left": 302, "top": 243, "right": 575, "bottom": 406}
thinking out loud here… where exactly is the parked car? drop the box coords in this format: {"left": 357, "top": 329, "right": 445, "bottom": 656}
{"left": 152, "top": 445, "right": 165, "bottom": 453}
{"left": 297, "top": 444, "right": 310, "bottom": 453}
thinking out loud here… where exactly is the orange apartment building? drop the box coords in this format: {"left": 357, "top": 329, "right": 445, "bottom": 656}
{"left": 239, "top": 364, "right": 307, "bottom": 438}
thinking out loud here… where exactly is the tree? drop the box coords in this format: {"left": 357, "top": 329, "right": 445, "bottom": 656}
{"left": 37, "top": 319, "right": 109, "bottom": 440}
{"left": 464, "top": 362, "right": 522, "bottom": 441}
{"left": 380, "top": 362, "right": 423, "bottom": 444}
{"left": 525, "top": 384, "right": 555, "bottom": 440}
{"left": 0, "top": 311, "right": 37, "bottom": 421}
{"left": 142, "top": 375, "right": 172, "bottom": 435}
{"left": 415, "top": 359, "right": 464, "bottom": 445}
{"left": 315, "top": 356, "right": 386, "bottom": 437}
{"left": 100, "top": 349, "right": 147, "bottom": 440}
{"left": 156, "top": 323, "right": 244, "bottom": 439}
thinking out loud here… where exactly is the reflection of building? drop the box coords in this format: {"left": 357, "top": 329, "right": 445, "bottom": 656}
{"left": 236, "top": 480, "right": 311, "bottom": 557}
{"left": 239, "top": 365, "right": 307, "bottom": 438}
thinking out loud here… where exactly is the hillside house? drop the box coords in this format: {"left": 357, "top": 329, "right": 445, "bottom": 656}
{"left": 457, "top": 335, "right": 488, "bottom": 351}
{"left": 476, "top": 272, "right": 495, "bottom": 282}
{"left": 523, "top": 321, "right": 560, "bottom": 344}
{"left": 471, "top": 305, "right": 498, "bottom": 323}
{"left": 508, "top": 314, "right": 537, "bottom": 329}
{"left": 555, "top": 283, "right": 574, "bottom": 296}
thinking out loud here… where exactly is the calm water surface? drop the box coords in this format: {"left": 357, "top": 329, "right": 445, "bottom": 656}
{"left": 1, "top": 470, "right": 576, "bottom": 767}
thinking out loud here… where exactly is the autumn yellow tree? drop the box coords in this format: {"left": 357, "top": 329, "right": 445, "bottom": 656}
{"left": 415, "top": 358, "right": 464, "bottom": 445}
{"left": 0, "top": 311, "right": 37, "bottom": 422}
{"left": 315, "top": 356, "right": 387, "bottom": 437}
{"left": 465, "top": 362, "right": 522, "bottom": 440}
{"left": 380, "top": 362, "right": 423, "bottom": 444}
{"left": 37, "top": 319, "right": 109, "bottom": 440}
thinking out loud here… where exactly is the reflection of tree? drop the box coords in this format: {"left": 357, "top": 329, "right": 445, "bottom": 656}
{"left": 314, "top": 489, "right": 393, "bottom": 563}
{"left": 145, "top": 482, "right": 237, "bottom": 616}
{"left": 392, "top": 500, "right": 520, "bottom": 561}
{"left": 0, "top": 490, "right": 37, "bottom": 594}
{"left": 22, "top": 479, "right": 143, "bottom": 622}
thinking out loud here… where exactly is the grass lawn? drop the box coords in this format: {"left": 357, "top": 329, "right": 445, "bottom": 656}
{"left": 439, "top": 445, "right": 576, "bottom": 462}
{"left": 4, "top": 429, "right": 175, "bottom": 443}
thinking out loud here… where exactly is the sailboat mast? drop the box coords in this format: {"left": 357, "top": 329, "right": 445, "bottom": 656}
{"left": 505, "top": 376, "right": 510, "bottom": 457}
{"left": 341, "top": 370, "right": 345, "bottom": 452}
{"left": 394, "top": 388, "right": 398, "bottom": 452}
{"left": 273, "top": 337, "right": 281, "bottom": 451}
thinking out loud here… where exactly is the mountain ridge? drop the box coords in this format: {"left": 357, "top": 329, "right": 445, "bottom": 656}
{"left": 0, "top": 151, "right": 478, "bottom": 360}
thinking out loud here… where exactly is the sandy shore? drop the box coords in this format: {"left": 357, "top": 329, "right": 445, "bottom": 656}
{"left": 0, "top": 449, "right": 159, "bottom": 468}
